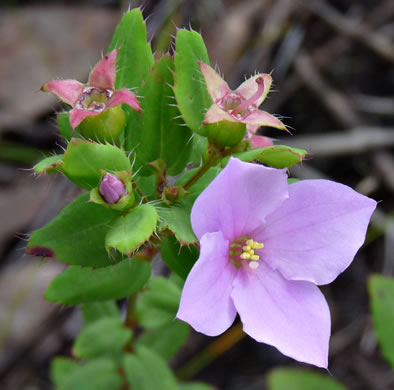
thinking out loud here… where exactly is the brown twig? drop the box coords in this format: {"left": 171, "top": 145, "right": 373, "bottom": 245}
{"left": 300, "top": 0, "right": 394, "bottom": 62}
{"left": 284, "top": 127, "right": 394, "bottom": 157}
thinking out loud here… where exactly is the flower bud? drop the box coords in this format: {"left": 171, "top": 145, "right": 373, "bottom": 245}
{"left": 162, "top": 185, "right": 186, "bottom": 204}
{"left": 99, "top": 173, "right": 126, "bottom": 205}
{"left": 78, "top": 106, "right": 126, "bottom": 143}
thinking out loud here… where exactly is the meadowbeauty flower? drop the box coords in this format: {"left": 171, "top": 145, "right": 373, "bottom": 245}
{"left": 177, "top": 158, "right": 376, "bottom": 368}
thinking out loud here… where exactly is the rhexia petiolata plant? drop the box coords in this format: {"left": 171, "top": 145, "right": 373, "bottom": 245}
{"left": 28, "top": 8, "right": 378, "bottom": 390}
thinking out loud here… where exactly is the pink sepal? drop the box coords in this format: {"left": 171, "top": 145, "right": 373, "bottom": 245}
{"left": 107, "top": 89, "right": 141, "bottom": 113}
{"left": 41, "top": 80, "right": 84, "bottom": 106}
{"left": 236, "top": 74, "right": 272, "bottom": 106}
{"left": 200, "top": 62, "right": 231, "bottom": 102}
{"left": 243, "top": 110, "right": 286, "bottom": 130}
{"left": 88, "top": 49, "right": 119, "bottom": 89}
{"left": 69, "top": 108, "right": 99, "bottom": 130}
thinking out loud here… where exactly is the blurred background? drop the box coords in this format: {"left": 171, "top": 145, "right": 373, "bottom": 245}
{"left": 0, "top": 0, "right": 393, "bottom": 389}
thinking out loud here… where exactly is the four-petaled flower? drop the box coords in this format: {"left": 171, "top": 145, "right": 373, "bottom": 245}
{"left": 41, "top": 49, "right": 140, "bottom": 130}
{"left": 177, "top": 158, "right": 376, "bottom": 368}
{"left": 200, "top": 63, "right": 286, "bottom": 147}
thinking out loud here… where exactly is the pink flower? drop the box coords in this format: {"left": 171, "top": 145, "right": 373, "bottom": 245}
{"left": 41, "top": 49, "right": 140, "bottom": 130}
{"left": 200, "top": 63, "right": 286, "bottom": 136}
{"left": 177, "top": 158, "right": 376, "bottom": 368}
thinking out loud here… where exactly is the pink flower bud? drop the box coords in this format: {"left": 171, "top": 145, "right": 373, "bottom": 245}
{"left": 99, "top": 173, "right": 126, "bottom": 204}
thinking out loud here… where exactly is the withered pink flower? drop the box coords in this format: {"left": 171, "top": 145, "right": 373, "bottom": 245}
{"left": 41, "top": 49, "right": 140, "bottom": 130}
{"left": 200, "top": 63, "right": 286, "bottom": 136}
{"left": 177, "top": 158, "right": 376, "bottom": 368}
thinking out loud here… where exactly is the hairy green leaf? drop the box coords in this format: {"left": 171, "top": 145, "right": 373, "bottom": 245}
{"left": 136, "top": 277, "right": 181, "bottom": 328}
{"left": 221, "top": 145, "right": 307, "bottom": 169}
{"left": 63, "top": 139, "right": 131, "bottom": 189}
{"left": 137, "top": 320, "right": 189, "bottom": 360}
{"left": 174, "top": 29, "right": 211, "bottom": 135}
{"left": 160, "top": 235, "right": 199, "bottom": 280}
{"left": 73, "top": 317, "right": 132, "bottom": 359}
{"left": 45, "top": 258, "right": 151, "bottom": 304}
{"left": 105, "top": 204, "right": 158, "bottom": 256}
{"left": 123, "top": 346, "right": 178, "bottom": 390}
{"left": 27, "top": 193, "right": 120, "bottom": 267}
{"left": 268, "top": 368, "right": 346, "bottom": 390}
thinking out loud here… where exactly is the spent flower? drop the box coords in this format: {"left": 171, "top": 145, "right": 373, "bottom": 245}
{"left": 200, "top": 63, "right": 286, "bottom": 147}
{"left": 177, "top": 158, "right": 376, "bottom": 368}
{"left": 41, "top": 49, "right": 140, "bottom": 140}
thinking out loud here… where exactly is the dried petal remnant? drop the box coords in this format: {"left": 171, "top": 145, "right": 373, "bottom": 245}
{"left": 41, "top": 49, "right": 140, "bottom": 131}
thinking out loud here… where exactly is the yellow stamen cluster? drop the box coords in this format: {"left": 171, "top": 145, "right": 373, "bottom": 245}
{"left": 240, "top": 239, "right": 264, "bottom": 261}
{"left": 230, "top": 238, "right": 264, "bottom": 269}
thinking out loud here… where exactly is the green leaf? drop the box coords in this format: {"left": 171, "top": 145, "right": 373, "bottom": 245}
{"left": 157, "top": 195, "right": 197, "bottom": 244}
{"left": 268, "top": 368, "right": 347, "bottom": 390}
{"left": 108, "top": 8, "right": 154, "bottom": 90}
{"left": 137, "top": 320, "right": 189, "bottom": 360}
{"left": 73, "top": 317, "right": 132, "bottom": 359}
{"left": 136, "top": 277, "right": 181, "bottom": 328}
{"left": 221, "top": 145, "right": 307, "bottom": 169}
{"left": 81, "top": 302, "right": 121, "bottom": 325}
{"left": 33, "top": 154, "right": 63, "bottom": 175}
{"left": 129, "top": 55, "right": 192, "bottom": 176}
{"left": 105, "top": 204, "right": 158, "bottom": 255}
{"left": 51, "top": 357, "right": 80, "bottom": 387}
{"left": 45, "top": 258, "right": 151, "bottom": 304}
{"left": 63, "top": 139, "right": 131, "bottom": 189}
{"left": 27, "top": 193, "right": 120, "bottom": 267}
{"left": 179, "top": 383, "right": 215, "bottom": 390}
{"left": 160, "top": 235, "right": 199, "bottom": 280}
{"left": 368, "top": 275, "right": 394, "bottom": 368}
{"left": 123, "top": 346, "right": 178, "bottom": 390}
{"left": 135, "top": 174, "right": 157, "bottom": 200}
{"left": 108, "top": 8, "right": 155, "bottom": 153}
{"left": 174, "top": 29, "right": 212, "bottom": 135}
{"left": 52, "top": 358, "right": 122, "bottom": 390}
{"left": 57, "top": 112, "right": 73, "bottom": 141}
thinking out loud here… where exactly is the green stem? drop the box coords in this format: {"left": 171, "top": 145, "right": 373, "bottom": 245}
{"left": 183, "top": 149, "right": 220, "bottom": 190}
{"left": 177, "top": 322, "right": 245, "bottom": 380}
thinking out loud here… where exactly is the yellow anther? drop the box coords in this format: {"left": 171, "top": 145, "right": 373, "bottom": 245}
{"left": 231, "top": 237, "right": 264, "bottom": 267}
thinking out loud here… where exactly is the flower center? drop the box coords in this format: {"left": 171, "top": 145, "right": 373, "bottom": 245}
{"left": 76, "top": 86, "right": 113, "bottom": 112}
{"left": 231, "top": 77, "right": 265, "bottom": 116}
{"left": 217, "top": 77, "right": 265, "bottom": 120}
{"left": 229, "top": 236, "right": 264, "bottom": 270}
